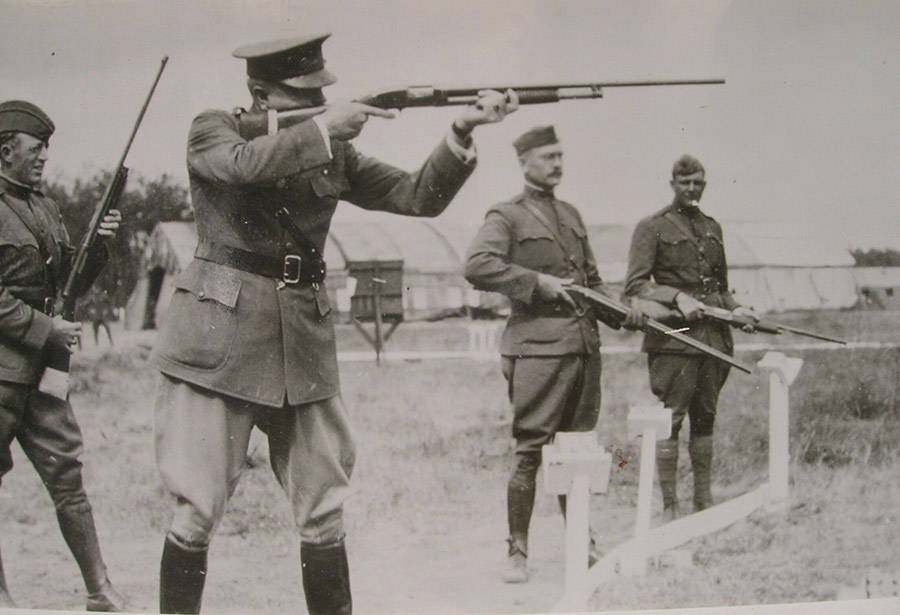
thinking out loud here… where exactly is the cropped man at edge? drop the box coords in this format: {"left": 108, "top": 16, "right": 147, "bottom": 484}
{"left": 464, "top": 126, "right": 641, "bottom": 583}
{"left": 0, "top": 100, "right": 124, "bottom": 611}
{"left": 150, "top": 34, "right": 517, "bottom": 615}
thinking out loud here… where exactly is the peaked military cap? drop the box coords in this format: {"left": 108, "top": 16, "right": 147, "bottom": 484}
{"left": 513, "top": 125, "right": 558, "bottom": 156}
{"left": 232, "top": 33, "right": 337, "bottom": 88}
{"left": 0, "top": 100, "right": 55, "bottom": 141}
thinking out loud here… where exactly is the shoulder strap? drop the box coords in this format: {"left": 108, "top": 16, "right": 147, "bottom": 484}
{"left": 662, "top": 209, "right": 721, "bottom": 273}
{"left": 520, "top": 199, "right": 583, "bottom": 271}
{"left": 520, "top": 200, "right": 565, "bottom": 247}
{"left": 662, "top": 210, "right": 703, "bottom": 251}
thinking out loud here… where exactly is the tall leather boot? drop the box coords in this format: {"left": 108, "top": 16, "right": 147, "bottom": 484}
{"left": 56, "top": 506, "right": 126, "bottom": 612}
{"left": 159, "top": 534, "right": 208, "bottom": 614}
{"left": 301, "top": 537, "right": 352, "bottom": 615}
{"left": 656, "top": 439, "right": 680, "bottom": 521}
{"left": 689, "top": 435, "right": 714, "bottom": 511}
{"left": 503, "top": 481, "right": 534, "bottom": 583}
{"left": 0, "top": 543, "right": 16, "bottom": 608}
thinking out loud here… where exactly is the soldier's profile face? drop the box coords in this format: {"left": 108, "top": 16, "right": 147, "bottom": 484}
{"left": 520, "top": 142, "right": 563, "bottom": 189}
{"left": 1, "top": 132, "right": 48, "bottom": 187}
{"left": 671, "top": 170, "right": 706, "bottom": 206}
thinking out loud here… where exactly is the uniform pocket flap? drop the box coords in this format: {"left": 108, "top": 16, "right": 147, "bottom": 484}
{"left": 173, "top": 263, "right": 242, "bottom": 309}
{"left": 516, "top": 226, "right": 555, "bottom": 241}
{"left": 656, "top": 229, "right": 690, "bottom": 245}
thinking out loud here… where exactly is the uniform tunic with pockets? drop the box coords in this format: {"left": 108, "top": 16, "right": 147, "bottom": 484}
{"left": 151, "top": 110, "right": 476, "bottom": 544}
{"left": 0, "top": 175, "right": 108, "bottom": 509}
{"left": 465, "top": 185, "right": 621, "bottom": 459}
{"left": 625, "top": 202, "right": 739, "bottom": 437}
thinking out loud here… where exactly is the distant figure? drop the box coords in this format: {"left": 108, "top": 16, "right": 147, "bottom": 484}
{"left": 624, "top": 154, "right": 759, "bottom": 520}
{"left": 81, "top": 289, "right": 115, "bottom": 347}
{"left": 464, "top": 125, "right": 641, "bottom": 584}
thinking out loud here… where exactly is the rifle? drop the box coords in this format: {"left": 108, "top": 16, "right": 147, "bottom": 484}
{"left": 631, "top": 298, "right": 846, "bottom": 345}
{"left": 236, "top": 79, "right": 725, "bottom": 139}
{"left": 563, "top": 285, "right": 753, "bottom": 374}
{"left": 59, "top": 55, "right": 168, "bottom": 321}
{"left": 39, "top": 56, "right": 168, "bottom": 399}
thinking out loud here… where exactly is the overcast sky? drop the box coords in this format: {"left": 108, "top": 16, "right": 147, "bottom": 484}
{"left": 1, "top": 0, "right": 897, "bottom": 249}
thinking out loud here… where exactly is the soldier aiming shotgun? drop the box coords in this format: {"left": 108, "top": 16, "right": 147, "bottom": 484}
{"left": 237, "top": 79, "right": 725, "bottom": 138}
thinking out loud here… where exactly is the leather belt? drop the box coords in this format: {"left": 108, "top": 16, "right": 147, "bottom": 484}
{"left": 679, "top": 276, "right": 722, "bottom": 298}
{"left": 195, "top": 242, "right": 326, "bottom": 287}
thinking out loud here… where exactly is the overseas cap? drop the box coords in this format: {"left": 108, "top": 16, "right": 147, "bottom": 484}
{"left": 672, "top": 154, "right": 705, "bottom": 178}
{"left": 513, "top": 125, "right": 558, "bottom": 156}
{"left": 0, "top": 100, "right": 55, "bottom": 141}
{"left": 232, "top": 33, "right": 337, "bottom": 88}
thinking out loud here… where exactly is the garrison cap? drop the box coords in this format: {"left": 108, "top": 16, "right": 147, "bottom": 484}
{"left": 672, "top": 154, "right": 705, "bottom": 178}
{"left": 513, "top": 125, "right": 559, "bottom": 156}
{"left": 0, "top": 100, "right": 55, "bottom": 141}
{"left": 232, "top": 34, "right": 337, "bottom": 88}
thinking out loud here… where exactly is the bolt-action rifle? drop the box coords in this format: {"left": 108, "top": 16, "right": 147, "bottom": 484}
{"left": 39, "top": 56, "right": 168, "bottom": 398}
{"left": 563, "top": 285, "right": 754, "bottom": 374}
{"left": 236, "top": 79, "right": 725, "bottom": 139}
{"left": 631, "top": 298, "right": 846, "bottom": 345}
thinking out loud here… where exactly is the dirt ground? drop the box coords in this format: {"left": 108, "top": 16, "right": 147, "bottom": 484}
{"left": 2, "top": 319, "right": 900, "bottom": 615}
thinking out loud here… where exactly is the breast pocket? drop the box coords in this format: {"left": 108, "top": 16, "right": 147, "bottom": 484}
{"left": 514, "top": 226, "right": 558, "bottom": 272}
{"left": 656, "top": 230, "right": 696, "bottom": 272}
{"left": 156, "top": 262, "right": 242, "bottom": 371}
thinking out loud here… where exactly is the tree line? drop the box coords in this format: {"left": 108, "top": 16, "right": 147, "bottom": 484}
{"left": 48, "top": 172, "right": 193, "bottom": 309}
{"left": 851, "top": 248, "right": 900, "bottom": 267}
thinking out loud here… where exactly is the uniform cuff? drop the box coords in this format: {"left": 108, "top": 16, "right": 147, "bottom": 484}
{"left": 445, "top": 131, "right": 477, "bottom": 165}
{"left": 23, "top": 307, "right": 53, "bottom": 350}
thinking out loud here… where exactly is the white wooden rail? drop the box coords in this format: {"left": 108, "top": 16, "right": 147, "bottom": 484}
{"left": 551, "top": 351, "right": 804, "bottom": 611}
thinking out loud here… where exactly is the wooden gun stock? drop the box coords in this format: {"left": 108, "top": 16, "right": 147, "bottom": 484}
{"left": 565, "top": 285, "right": 753, "bottom": 374}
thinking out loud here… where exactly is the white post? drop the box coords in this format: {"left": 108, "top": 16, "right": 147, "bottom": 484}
{"left": 768, "top": 370, "right": 789, "bottom": 502}
{"left": 625, "top": 404, "right": 672, "bottom": 577}
{"left": 758, "top": 352, "right": 803, "bottom": 509}
{"left": 542, "top": 432, "right": 612, "bottom": 612}
{"left": 564, "top": 474, "right": 591, "bottom": 600}
{"left": 631, "top": 425, "right": 657, "bottom": 577}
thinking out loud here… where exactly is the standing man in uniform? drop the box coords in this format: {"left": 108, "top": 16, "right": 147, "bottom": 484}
{"left": 150, "top": 34, "right": 517, "bottom": 615}
{"left": 464, "top": 126, "right": 640, "bottom": 583}
{"left": 0, "top": 100, "right": 125, "bottom": 611}
{"left": 624, "top": 154, "right": 758, "bottom": 519}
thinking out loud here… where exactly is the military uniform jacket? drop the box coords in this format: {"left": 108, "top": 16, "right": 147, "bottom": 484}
{"left": 464, "top": 186, "right": 616, "bottom": 357}
{"left": 0, "top": 176, "right": 107, "bottom": 383}
{"left": 624, "top": 202, "right": 739, "bottom": 355}
{"left": 151, "top": 110, "right": 475, "bottom": 407}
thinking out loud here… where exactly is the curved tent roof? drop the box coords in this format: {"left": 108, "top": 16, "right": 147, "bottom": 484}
{"left": 141, "top": 219, "right": 856, "bottom": 277}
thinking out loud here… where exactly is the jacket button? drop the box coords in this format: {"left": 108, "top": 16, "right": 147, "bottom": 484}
{"left": 285, "top": 241, "right": 295, "bottom": 250}
{"left": 322, "top": 168, "right": 329, "bottom": 176}
{"left": 198, "top": 291, "right": 206, "bottom": 298}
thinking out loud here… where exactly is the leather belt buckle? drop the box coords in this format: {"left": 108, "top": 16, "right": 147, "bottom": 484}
{"left": 283, "top": 254, "right": 302, "bottom": 284}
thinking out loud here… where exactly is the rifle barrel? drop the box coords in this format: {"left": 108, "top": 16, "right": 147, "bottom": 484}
{"left": 61, "top": 56, "right": 168, "bottom": 306}
{"left": 767, "top": 322, "right": 847, "bottom": 345}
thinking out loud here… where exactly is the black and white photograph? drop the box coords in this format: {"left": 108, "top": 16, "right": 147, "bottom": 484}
{"left": 0, "top": 1, "right": 898, "bottom": 614}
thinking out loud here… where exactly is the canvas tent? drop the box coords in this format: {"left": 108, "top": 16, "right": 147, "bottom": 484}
{"left": 127, "top": 218, "right": 860, "bottom": 329}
